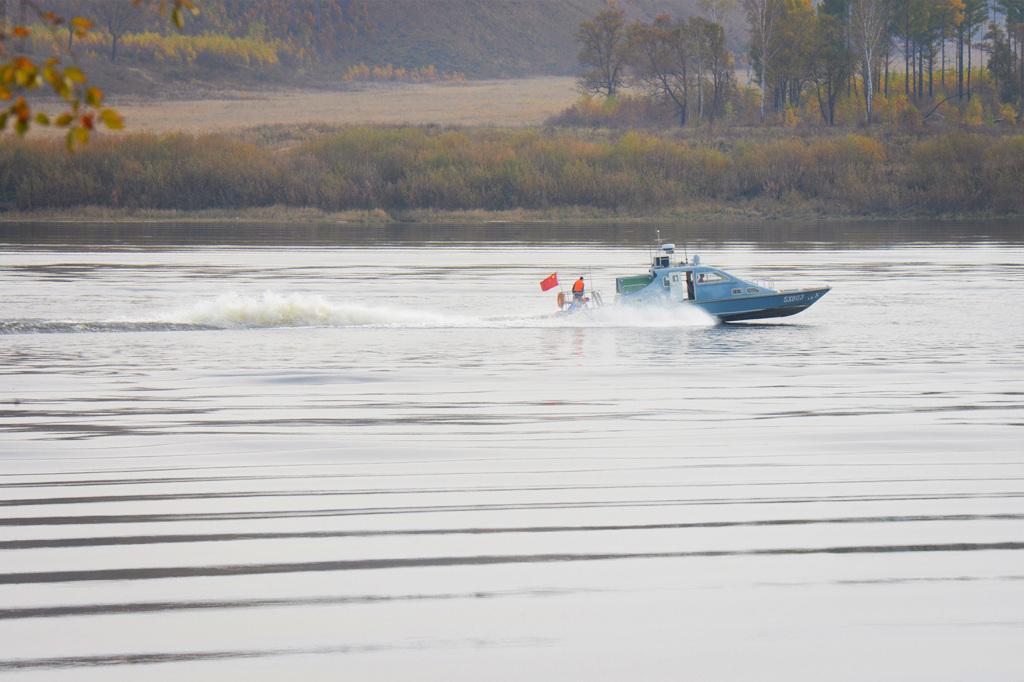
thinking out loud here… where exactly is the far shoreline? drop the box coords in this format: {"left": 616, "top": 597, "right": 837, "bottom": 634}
{"left": 2, "top": 205, "right": 1021, "bottom": 225}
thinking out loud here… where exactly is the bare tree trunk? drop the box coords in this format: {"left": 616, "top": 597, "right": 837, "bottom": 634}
{"left": 905, "top": 36, "right": 911, "bottom": 95}
{"left": 66, "top": 0, "right": 78, "bottom": 50}
{"left": 1019, "top": 30, "right": 1024, "bottom": 98}
{"left": 928, "top": 44, "right": 934, "bottom": 97}
{"left": 941, "top": 30, "right": 946, "bottom": 88}
{"left": 957, "top": 29, "right": 963, "bottom": 98}
{"left": 864, "top": 61, "right": 873, "bottom": 121}
{"left": 921, "top": 45, "right": 929, "bottom": 96}
{"left": 742, "top": 0, "right": 782, "bottom": 121}
{"left": 850, "top": 0, "right": 890, "bottom": 123}
{"left": 967, "top": 34, "right": 972, "bottom": 98}
{"left": 885, "top": 50, "right": 890, "bottom": 96}
{"left": 911, "top": 37, "right": 917, "bottom": 97}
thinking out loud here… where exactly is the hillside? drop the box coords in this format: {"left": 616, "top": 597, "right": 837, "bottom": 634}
{"left": 332, "top": 0, "right": 748, "bottom": 79}
{"left": 34, "top": 0, "right": 749, "bottom": 96}
{"left": 338, "top": 0, "right": 606, "bottom": 78}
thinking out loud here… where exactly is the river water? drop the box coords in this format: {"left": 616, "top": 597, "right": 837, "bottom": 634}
{"left": 1, "top": 221, "right": 1023, "bottom": 681}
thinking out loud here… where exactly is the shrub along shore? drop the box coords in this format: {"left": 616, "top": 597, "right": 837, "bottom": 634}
{"left": 2, "top": 126, "right": 1023, "bottom": 220}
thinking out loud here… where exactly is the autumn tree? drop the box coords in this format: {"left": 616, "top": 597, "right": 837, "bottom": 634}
{"left": 811, "top": 11, "right": 855, "bottom": 124}
{"left": 987, "top": 20, "right": 1023, "bottom": 102}
{"left": 993, "top": 0, "right": 1024, "bottom": 102}
{"left": 772, "top": 0, "right": 817, "bottom": 111}
{"left": 695, "top": 16, "right": 735, "bottom": 117}
{"left": 958, "top": 0, "right": 988, "bottom": 97}
{"left": 919, "top": 0, "right": 964, "bottom": 96}
{"left": 689, "top": 16, "right": 711, "bottom": 119}
{"left": 743, "top": 0, "right": 785, "bottom": 119}
{"left": 934, "top": 0, "right": 965, "bottom": 88}
{"left": 574, "top": 1, "right": 628, "bottom": 98}
{"left": 92, "top": 0, "right": 144, "bottom": 61}
{"left": 696, "top": 0, "right": 740, "bottom": 119}
{"left": 621, "top": 13, "right": 732, "bottom": 125}
{"left": 699, "top": 0, "right": 740, "bottom": 24}
{"left": 625, "top": 15, "right": 691, "bottom": 124}
{"left": 891, "top": 0, "right": 929, "bottom": 97}
{"left": 849, "top": 0, "right": 892, "bottom": 122}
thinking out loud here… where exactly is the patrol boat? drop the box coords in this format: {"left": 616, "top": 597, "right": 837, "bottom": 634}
{"left": 613, "top": 243, "right": 830, "bottom": 322}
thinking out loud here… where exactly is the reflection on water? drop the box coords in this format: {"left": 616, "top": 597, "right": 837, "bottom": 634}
{"left": 2, "top": 219, "right": 1024, "bottom": 249}
{"left": 1, "top": 222, "right": 1023, "bottom": 680}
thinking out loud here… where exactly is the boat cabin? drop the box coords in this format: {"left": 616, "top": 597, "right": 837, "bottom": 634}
{"left": 615, "top": 244, "right": 774, "bottom": 304}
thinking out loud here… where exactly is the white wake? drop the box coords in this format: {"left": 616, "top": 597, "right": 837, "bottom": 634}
{"left": 146, "top": 291, "right": 718, "bottom": 330}
{"left": 161, "top": 292, "right": 473, "bottom": 328}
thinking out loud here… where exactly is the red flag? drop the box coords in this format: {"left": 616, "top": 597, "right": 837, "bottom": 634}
{"left": 540, "top": 272, "right": 559, "bottom": 291}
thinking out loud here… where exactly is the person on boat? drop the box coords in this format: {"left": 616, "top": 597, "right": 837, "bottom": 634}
{"left": 572, "top": 277, "right": 586, "bottom": 305}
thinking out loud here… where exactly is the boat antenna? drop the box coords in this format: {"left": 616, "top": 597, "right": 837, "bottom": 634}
{"left": 681, "top": 233, "right": 688, "bottom": 264}
{"left": 650, "top": 229, "right": 662, "bottom": 264}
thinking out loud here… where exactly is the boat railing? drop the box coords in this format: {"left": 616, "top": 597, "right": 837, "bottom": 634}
{"left": 557, "top": 290, "right": 604, "bottom": 311}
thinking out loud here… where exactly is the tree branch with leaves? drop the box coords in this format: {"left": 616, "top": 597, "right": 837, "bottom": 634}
{"left": 0, "top": 0, "right": 198, "bottom": 149}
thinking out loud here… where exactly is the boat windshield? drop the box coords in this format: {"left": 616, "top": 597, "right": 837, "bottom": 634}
{"left": 696, "top": 271, "right": 729, "bottom": 284}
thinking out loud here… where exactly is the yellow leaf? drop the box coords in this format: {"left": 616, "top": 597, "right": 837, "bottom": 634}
{"left": 65, "top": 67, "right": 87, "bottom": 83}
{"left": 52, "top": 78, "right": 72, "bottom": 101}
{"left": 12, "top": 26, "right": 30, "bottom": 37}
{"left": 56, "top": 113, "right": 74, "bottom": 127}
{"left": 14, "top": 98, "right": 29, "bottom": 122}
{"left": 36, "top": 112, "right": 50, "bottom": 125}
{"left": 71, "top": 17, "right": 93, "bottom": 29}
{"left": 86, "top": 87, "right": 103, "bottom": 107}
{"left": 100, "top": 108, "right": 124, "bottom": 130}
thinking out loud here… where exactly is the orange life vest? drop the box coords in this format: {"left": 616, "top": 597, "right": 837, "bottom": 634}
{"left": 572, "top": 279, "right": 585, "bottom": 293}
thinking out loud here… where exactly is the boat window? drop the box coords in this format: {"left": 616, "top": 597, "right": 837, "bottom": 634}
{"left": 746, "top": 287, "right": 760, "bottom": 294}
{"left": 672, "top": 275, "right": 679, "bottom": 282}
{"left": 663, "top": 276, "right": 670, "bottom": 287}
{"left": 696, "top": 271, "right": 729, "bottom": 284}
{"left": 732, "top": 288, "right": 743, "bottom": 295}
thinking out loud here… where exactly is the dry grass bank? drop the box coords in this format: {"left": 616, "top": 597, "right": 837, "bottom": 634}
{"left": 5, "top": 127, "right": 1024, "bottom": 219}
{"left": 24, "top": 77, "right": 579, "bottom": 138}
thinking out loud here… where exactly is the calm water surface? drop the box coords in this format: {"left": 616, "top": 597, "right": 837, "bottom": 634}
{"left": 1, "top": 222, "right": 1023, "bottom": 681}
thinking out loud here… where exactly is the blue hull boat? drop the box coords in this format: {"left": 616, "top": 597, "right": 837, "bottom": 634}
{"left": 612, "top": 243, "right": 830, "bottom": 322}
